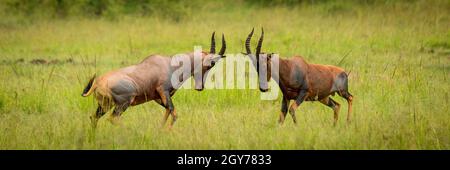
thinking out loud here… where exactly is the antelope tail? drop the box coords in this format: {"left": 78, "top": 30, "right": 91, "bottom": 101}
{"left": 82, "top": 74, "right": 97, "bottom": 97}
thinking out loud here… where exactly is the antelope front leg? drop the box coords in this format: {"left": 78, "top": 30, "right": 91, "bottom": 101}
{"left": 157, "top": 89, "right": 177, "bottom": 129}
{"left": 288, "top": 90, "right": 308, "bottom": 124}
{"left": 90, "top": 105, "right": 107, "bottom": 129}
{"left": 279, "top": 96, "right": 289, "bottom": 125}
{"left": 161, "top": 108, "right": 170, "bottom": 127}
{"left": 108, "top": 102, "right": 130, "bottom": 126}
{"left": 169, "top": 108, "right": 177, "bottom": 129}
{"left": 165, "top": 95, "right": 176, "bottom": 129}
{"left": 155, "top": 99, "right": 170, "bottom": 127}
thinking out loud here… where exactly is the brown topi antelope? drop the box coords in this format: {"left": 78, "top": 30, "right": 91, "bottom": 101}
{"left": 245, "top": 28, "right": 353, "bottom": 126}
{"left": 82, "top": 32, "right": 226, "bottom": 129}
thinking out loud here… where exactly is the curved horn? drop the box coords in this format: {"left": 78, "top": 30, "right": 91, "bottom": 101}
{"left": 219, "top": 33, "right": 226, "bottom": 56}
{"left": 255, "top": 27, "right": 264, "bottom": 58}
{"left": 210, "top": 32, "right": 216, "bottom": 54}
{"left": 245, "top": 28, "right": 254, "bottom": 55}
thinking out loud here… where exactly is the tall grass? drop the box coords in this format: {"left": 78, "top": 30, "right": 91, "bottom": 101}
{"left": 0, "top": 0, "right": 449, "bottom": 149}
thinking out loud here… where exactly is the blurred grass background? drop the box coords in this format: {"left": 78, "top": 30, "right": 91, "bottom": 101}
{"left": 0, "top": 0, "right": 449, "bottom": 149}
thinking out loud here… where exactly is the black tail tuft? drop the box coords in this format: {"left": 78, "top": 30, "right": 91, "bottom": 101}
{"left": 82, "top": 74, "right": 96, "bottom": 97}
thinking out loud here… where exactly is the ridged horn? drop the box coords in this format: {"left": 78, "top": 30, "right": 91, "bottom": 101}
{"left": 255, "top": 27, "right": 264, "bottom": 59}
{"left": 219, "top": 33, "right": 226, "bottom": 56}
{"left": 245, "top": 28, "right": 254, "bottom": 55}
{"left": 210, "top": 32, "right": 216, "bottom": 54}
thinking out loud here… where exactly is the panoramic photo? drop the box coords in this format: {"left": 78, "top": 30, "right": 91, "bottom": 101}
{"left": 0, "top": 0, "right": 449, "bottom": 152}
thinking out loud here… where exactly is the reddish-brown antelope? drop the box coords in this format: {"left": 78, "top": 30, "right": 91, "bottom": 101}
{"left": 245, "top": 28, "right": 353, "bottom": 125}
{"left": 82, "top": 32, "right": 226, "bottom": 128}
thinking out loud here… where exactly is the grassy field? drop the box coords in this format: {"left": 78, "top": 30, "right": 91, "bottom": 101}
{"left": 0, "top": 0, "right": 449, "bottom": 149}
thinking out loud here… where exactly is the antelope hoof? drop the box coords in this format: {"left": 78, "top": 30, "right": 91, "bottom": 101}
{"left": 90, "top": 116, "right": 98, "bottom": 129}
{"left": 168, "top": 125, "right": 174, "bottom": 131}
{"left": 278, "top": 119, "right": 285, "bottom": 125}
{"left": 108, "top": 116, "right": 121, "bottom": 126}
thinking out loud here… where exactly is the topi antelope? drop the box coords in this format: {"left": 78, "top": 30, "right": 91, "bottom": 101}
{"left": 245, "top": 28, "right": 353, "bottom": 125}
{"left": 82, "top": 32, "right": 226, "bottom": 129}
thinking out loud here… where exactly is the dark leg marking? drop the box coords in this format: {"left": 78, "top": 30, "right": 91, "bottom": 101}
{"left": 90, "top": 105, "right": 107, "bottom": 129}
{"left": 279, "top": 96, "right": 289, "bottom": 124}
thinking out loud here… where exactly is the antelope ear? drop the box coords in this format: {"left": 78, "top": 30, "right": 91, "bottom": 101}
{"left": 221, "top": 55, "right": 227, "bottom": 58}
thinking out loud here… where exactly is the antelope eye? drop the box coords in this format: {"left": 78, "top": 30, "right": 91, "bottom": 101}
{"left": 211, "top": 61, "right": 216, "bottom": 66}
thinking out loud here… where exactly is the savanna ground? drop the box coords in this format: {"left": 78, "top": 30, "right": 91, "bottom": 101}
{"left": 0, "top": 0, "right": 449, "bottom": 149}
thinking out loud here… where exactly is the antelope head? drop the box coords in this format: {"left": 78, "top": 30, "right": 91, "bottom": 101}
{"left": 194, "top": 32, "right": 226, "bottom": 91}
{"left": 245, "top": 28, "right": 273, "bottom": 92}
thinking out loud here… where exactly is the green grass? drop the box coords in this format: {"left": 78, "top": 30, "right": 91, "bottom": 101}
{"left": 0, "top": 0, "right": 449, "bottom": 149}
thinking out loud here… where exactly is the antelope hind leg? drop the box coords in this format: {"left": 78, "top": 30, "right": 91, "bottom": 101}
{"left": 319, "top": 97, "right": 341, "bottom": 126}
